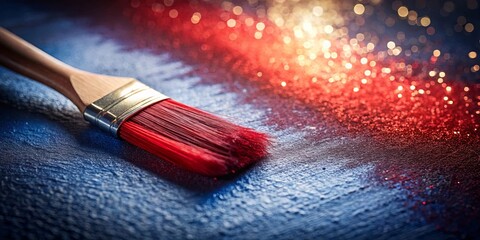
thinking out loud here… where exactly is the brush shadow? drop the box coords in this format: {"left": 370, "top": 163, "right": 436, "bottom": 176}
{"left": 75, "top": 127, "right": 252, "bottom": 192}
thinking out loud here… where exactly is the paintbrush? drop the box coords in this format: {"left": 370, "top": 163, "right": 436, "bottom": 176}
{"left": 0, "top": 27, "right": 269, "bottom": 176}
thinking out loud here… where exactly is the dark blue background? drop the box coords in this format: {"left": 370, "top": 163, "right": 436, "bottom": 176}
{"left": 0, "top": 1, "right": 478, "bottom": 239}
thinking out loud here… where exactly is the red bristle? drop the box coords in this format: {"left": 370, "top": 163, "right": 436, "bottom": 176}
{"left": 118, "top": 99, "right": 270, "bottom": 176}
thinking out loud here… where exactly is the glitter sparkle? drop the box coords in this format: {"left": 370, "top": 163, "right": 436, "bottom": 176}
{"left": 123, "top": 0, "right": 479, "bottom": 140}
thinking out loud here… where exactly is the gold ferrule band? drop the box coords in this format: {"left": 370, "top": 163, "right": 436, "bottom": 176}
{"left": 83, "top": 81, "right": 169, "bottom": 136}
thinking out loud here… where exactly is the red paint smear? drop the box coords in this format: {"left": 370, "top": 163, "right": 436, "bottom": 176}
{"left": 122, "top": 1, "right": 479, "bottom": 140}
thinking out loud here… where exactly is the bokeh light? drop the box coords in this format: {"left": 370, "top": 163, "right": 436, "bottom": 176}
{"left": 122, "top": 0, "right": 479, "bottom": 141}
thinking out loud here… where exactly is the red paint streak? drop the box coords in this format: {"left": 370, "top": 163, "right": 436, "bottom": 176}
{"left": 123, "top": 1, "right": 479, "bottom": 140}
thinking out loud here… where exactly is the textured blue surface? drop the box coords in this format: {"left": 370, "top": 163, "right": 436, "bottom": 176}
{"left": 0, "top": 1, "right": 479, "bottom": 239}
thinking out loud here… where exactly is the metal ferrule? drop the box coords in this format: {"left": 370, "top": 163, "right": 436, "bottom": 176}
{"left": 83, "top": 81, "right": 169, "bottom": 136}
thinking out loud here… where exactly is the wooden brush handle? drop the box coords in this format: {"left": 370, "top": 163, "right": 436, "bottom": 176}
{"left": 0, "top": 27, "right": 134, "bottom": 112}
